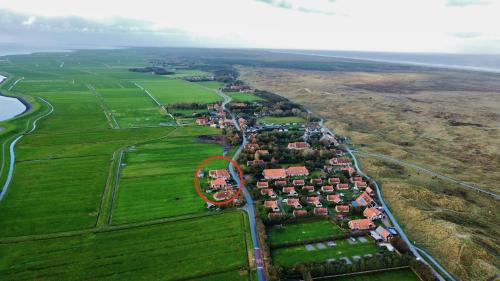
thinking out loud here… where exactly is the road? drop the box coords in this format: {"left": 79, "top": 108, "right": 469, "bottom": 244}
{"left": 354, "top": 150, "right": 499, "bottom": 200}
{"left": 218, "top": 90, "right": 267, "bottom": 281}
{"left": 0, "top": 97, "right": 54, "bottom": 202}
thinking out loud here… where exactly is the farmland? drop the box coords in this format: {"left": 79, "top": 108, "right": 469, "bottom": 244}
{"left": 0, "top": 48, "right": 253, "bottom": 280}
{"left": 226, "top": 91, "right": 264, "bottom": 102}
{"left": 272, "top": 237, "right": 381, "bottom": 267}
{"left": 135, "top": 79, "right": 222, "bottom": 105}
{"left": 267, "top": 220, "right": 345, "bottom": 244}
{"left": 0, "top": 212, "right": 251, "bottom": 281}
{"left": 258, "top": 116, "right": 306, "bottom": 124}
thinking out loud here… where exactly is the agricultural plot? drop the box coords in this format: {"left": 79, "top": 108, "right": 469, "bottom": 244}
{"left": 272, "top": 237, "right": 381, "bottom": 266}
{"left": 267, "top": 220, "right": 345, "bottom": 244}
{"left": 135, "top": 79, "right": 222, "bottom": 105}
{"left": 0, "top": 212, "right": 251, "bottom": 281}
{"left": 194, "top": 80, "right": 224, "bottom": 90}
{"left": 97, "top": 88, "right": 174, "bottom": 127}
{"left": 111, "top": 126, "right": 228, "bottom": 224}
{"left": 258, "top": 116, "right": 307, "bottom": 124}
{"left": 227, "top": 91, "right": 263, "bottom": 102}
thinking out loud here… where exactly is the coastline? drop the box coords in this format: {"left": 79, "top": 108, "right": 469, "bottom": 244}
{"left": 0, "top": 76, "right": 31, "bottom": 121}
{"left": 271, "top": 50, "right": 500, "bottom": 74}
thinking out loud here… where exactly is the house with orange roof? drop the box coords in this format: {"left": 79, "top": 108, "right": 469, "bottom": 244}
{"left": 263, "top": 168, "right": 287, "bottom": 179}
{"left": 335, "top": 204, "right": 350, "bottom": 213}
{"left": 293, "top": 209, "right": 308, "bottom": 217}
{"left": 302, "top": 185, "right": 315, "bottom": 193}
{"left": 354, "top": 181, "right": 368, "bottom": 189}
{"left": 310, "top": 178, "right": 323, "bottom": 185}
{"left": 287, "top": 142, "right": 310, "bottom": 150}
{"left": 256, "top": 181, "right": 269, "bottom": 188}
{"left": 245, "top": 143, "right": 260, "bottom": 152}
{"left": 327, "top": 194, "right": 342, "bottom": 203}
{"left": 285, "top": 198, "right": 302, "bottom": 208}
{"left": 209, "top": 169, "right": 230, "bottom": 179}
{"left": 321, "top": 185, "right": 334, "bottom": 193}
{"left": 210, "top": 178, "right": 227, "bottom": 189}
{"left": 264, "top": 200, "right": 280, "bottom": 212}
{"left": 337, "top": 183, "right": 350, "bottom": 190}
{"left": 293, "top": 179, "right": 305, "bottom": 186}
{"left": 363, "top": 207, "right": 383, "bottom": 220}
{"left": 314, "top": 207, "right": 328, "bottom": 216}
{"left": 348, "top": 218, "right": 375, "bottom": 230}
{"left": 286, "top": 166, "right": 309, "bottom": 177}
{"left": 275, "top": 180, "right": 287, "bottom": 186}
{"left": 260, "top": 188, "right": 276, "bottom": 198}
{"left": 213, "top": 190, "right": 233, "bottom": 201}
{"left": 282, "top": 187, "right": 298, "bottom": 196}
{"left": 375, "top": 226, "right": 392, "bottom": 241}
{"left": 354, "top": 191, "right": 375, "bottom": 207}
{"left": 328, "top": 177, "right": 341, "bottom": 184}
{"left": 306, "top": 196, "right": 322, "bottom": 207}
{"left": 350, "top": 176, "right": 363, "bottom": 183}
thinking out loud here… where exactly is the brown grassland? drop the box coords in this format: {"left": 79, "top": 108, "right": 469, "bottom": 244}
{"left": 239, "top": 65, "right": 500, "bottom": 281}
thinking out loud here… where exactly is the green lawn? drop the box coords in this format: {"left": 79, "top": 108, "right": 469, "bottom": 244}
{"left": 135, "top": 79, "right": 221, "bottom": 105}
{"left": 0, "top": 212, "right": 251, "bottom": 281}
{"left": 258, "top": 116, "right": 307, "bottom": 124}
{"left": 227, "top": 91, "right": 263, "bottom": 102}
{"left": 272, "top": 237, "right": 381, "bottom": 266}
{"left": 333, "top": 268, "right": 420, "bottom": 281}
{"left": 268, "top": 220, "right": 345, "bottom": 244}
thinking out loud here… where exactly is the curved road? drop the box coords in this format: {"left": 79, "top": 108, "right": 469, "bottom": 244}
{"left": 0, "top": 97, "right": 54, "bottom": 202}
{"left": 218, "top": 90, "right": 267, "bottom": 281}
{"left": 354, "top": 150, "right": 499, "bottom": 200}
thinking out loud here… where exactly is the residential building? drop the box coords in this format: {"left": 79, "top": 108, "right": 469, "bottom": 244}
{"left": 314, "top": 207, "right": 328, "bottom": 216}
{"left": 263, "top": 168, "right": 287, "bottom": 179}
{"left": 335, "top": 204, "right": 350, "bottom": 213}
{"left": 327, "top": 194, "right": 342, "bottom": 203}
{"left": 348, "top": 219, "right": 375, "bottom": 230}
{"left": 209, "top": 169, "right": 230, "bottom": 179}
{"left": 282, "top": 187, "right": 298, "bottom": 196}
{"left": 286, "top": 166, "right": 309, "bottom": 177}
{"left": 287, "top": 142, "right": 310, "bottom": 150}
{"left": 306, "top": 196, "right": 322, "bottom": 207}
{"left": 363, "top": 207, "right": 383, "bottom": 220}
{"left": 264, "top": 200, "right": 280, "bottom": 212}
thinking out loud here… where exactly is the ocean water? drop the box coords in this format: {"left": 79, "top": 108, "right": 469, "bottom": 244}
{"left": 279, "top": 49, "right": 500, "bottom": 73}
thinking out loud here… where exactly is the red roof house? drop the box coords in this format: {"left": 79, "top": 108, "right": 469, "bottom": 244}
{"left": 363, "top": 207, "right": 383, "bottom": 220}
{"left": 286, "top": 166, "right": 309, "bottom": 177}
{"left": 348, "top": 219, "right": 375, "bottom": 230}
{"left": 263, "top": 169, "right": 287, "bottom": 179}
{"left": 314, "top": 207, "right": 328, "bottom": 216}
{"left": 286, "top": 198, "right": 302, "bottom": 208}
{"left": 306, "top": 196, "right": 323, "bottom": 207}
{"left": 256, "top": 181, "right": 269, "bottom": 189}
{"left": 287, "top": 142, "right": 310, "bottom": 150}
{"left": 321, "top": 185, "right": 334, "bottom": 193}
{"left": 335, "top": 204, "right": 350, "bottom": 213}
{"left": 264, "top": 200, "right": 280, "bottom": 212}
{"left": 327, "top": 194, "right": 342, "bottom": 203}
{"left": 209, "top": 169, "right": 230, "bottom": 179}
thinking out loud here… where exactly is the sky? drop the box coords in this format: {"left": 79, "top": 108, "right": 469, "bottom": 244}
{"left": 0, "top": 0, "right": 499, "bottom": 54}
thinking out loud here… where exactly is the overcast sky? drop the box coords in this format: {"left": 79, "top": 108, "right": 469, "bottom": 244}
{"left": 0, "top": 0, "right": 499, "bottom": 53}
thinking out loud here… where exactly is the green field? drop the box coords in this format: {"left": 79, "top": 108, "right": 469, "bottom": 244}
{"left": 332, "top": 268, "right": 420, "bottom": 281}
{"left": 135, "top": 79, "right": 222, "bottom": 105}
{"left": 166, "top": 69, "right": 210, "bottom": 78}
{"left": 258, "top": 116, "right": 307, "bottom": 124}
{"left": 227, "top": 91, "right": 263, "bottom": 102}
{"left": 0, "top": 49, "right": 251, "bottom": 280}
{"left": 112, "top": 126, "right": 227, "bottom": 224}
{"left": 0, "top": 212, "right": 251, "bottom": 281}
{"left": 272, "top": 237, "right": 381, "bottom": 266}
{"left": 268, "top": 220, "right": 345, "bottom": 244}
{"left": 194, "top": 81, "right": 224, "bottom": 90}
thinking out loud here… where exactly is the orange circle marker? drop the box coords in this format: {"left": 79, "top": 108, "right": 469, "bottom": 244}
{"left": 194, "top": 155, "right": 244, "bottom": 205}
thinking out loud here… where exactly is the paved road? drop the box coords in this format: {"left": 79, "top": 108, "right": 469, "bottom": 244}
{"left": 0, "top": 97, "right": 54, "bottom": 202}
{"left": 354, "top": 150, "right": 499, "bottom": 200}
{"left": 218, "top": 89, "right": 267, "bottom": 281}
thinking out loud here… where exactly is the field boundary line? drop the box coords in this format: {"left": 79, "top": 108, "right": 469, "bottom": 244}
{"left": 0, "top": 210, "right": 244, "bottom": 244}
{"left": 86, "top": 84, "right": 120, "bottom": 129}
{"left": 107, "top": 148, "right": 125, "bottom": 225}
{"left": 95, "top": 149, "right": 122, "bottom": 227}
{"left": 133, "top": 82, "right": 178, "bottom": 124}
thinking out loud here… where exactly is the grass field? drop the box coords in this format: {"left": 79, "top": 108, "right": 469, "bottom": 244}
{"left": 267, "top": 220, "right": 345, "bottom": 244}
{"left": 0, "top": 49, "right": 254, "bottom": 281}
{"left": 258, "top": 116, "right": 307, "bottom": 124}
{"left": 0, "top": 212, "right": 251, "bottom": 281}
{"left": 135, "top": 79, "right": 221, "bottom": 105}
{"left": 194, "top": 81, "right": 224, "bottom": 90}
{"left": 227, "top": 91, "right": 263, "bottom": 102}
{"left": 332, "top": 268, "right": 420, "bottom": 281}
{"left": 272, "top": 237, "right": 380, "bottom": 266}
{"left": 111, "top": 126, "right": 227, "bottom": 224}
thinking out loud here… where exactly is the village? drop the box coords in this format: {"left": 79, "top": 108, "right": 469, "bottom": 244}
{"left": 192, "top": 81, "right": 416, "bottom": 279}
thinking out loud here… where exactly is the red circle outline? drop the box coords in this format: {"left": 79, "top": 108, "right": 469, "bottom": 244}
{"left": 194, "top": 155, "right": 244, "bottom": 205}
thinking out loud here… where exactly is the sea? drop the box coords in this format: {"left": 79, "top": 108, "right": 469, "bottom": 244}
{"left": 275, "top": 49, "right": 500, "bottom": 73}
